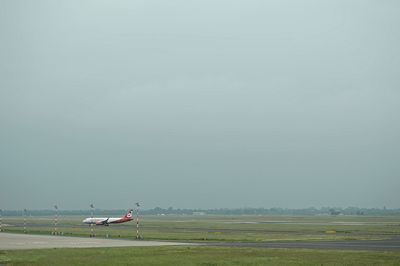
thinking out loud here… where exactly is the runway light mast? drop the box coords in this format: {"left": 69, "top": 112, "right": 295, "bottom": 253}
{"left": 90, "top": 204, "right": 94, "bottom": 237}
{"left": 53, "top": 205, "right": 58, "bottom": 235}
{"left": 23, "top": 209, "right": 27, "bottom": 234}
{"left": 135, "top": 202, "right": 140, "bottom": 239}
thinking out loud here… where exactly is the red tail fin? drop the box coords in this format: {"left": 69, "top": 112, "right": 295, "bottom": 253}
{"left": 124, "top": 209, "right": 133, "bottom": 219}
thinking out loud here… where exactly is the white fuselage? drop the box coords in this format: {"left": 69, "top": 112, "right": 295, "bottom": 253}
{"left": 82, "top": 217, "right": 124, "bottom": 224}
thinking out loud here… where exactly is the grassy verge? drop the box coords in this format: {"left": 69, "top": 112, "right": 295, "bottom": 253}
{"left": 1, "top": 246, "right": 400, "bottom": 266}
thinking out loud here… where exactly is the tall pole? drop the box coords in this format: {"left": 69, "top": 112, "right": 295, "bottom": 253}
{"left": 90, "top": 204, "right": 94, "bottom": 237}
{"left": 0, "top": 209, "right": 2, "bottom": 232}
{"left": 135, "top": 202, "right": 140, "bottom": 239}
{"left": 23, "top": 208, "right": 27, "bottom": 234}
{"left": 53, "top": 205, "right": 58, "bottom": 235}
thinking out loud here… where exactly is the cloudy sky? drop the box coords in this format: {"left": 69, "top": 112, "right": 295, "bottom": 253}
{"left": 1, "top": 0, "right": 399, "bottom": 210}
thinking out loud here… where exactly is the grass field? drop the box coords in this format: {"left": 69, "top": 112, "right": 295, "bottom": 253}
{"left": 1, "top": 246, "right": 400, "bottom": 265}
{"left": 2, "top": 215, "right": 400, "bottom": 265}
{"left": 2, "top": 215, "right": 400, "bottom": 242}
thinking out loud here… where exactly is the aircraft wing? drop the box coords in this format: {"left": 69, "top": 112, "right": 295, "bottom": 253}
{"left": 95, "top": 218, "right": 110, "bottom": 226}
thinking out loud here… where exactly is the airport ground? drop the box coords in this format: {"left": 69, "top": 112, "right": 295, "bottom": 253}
{"left": 1, "top": 215, "right": 400, "bottom": 265}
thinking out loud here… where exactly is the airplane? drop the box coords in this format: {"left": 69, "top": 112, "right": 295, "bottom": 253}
{"left": 82, "top": 209, "right": 134, "bottom": 226}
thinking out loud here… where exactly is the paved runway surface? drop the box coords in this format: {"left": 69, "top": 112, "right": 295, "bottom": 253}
{"left": 209, "top": 238, "right": 400, "bottom": 251}
{"left": 2, "top": 233, "right": 400, "bottom": 251}
{"left": 0, "top": 233, "right": 192, "bottom": 250}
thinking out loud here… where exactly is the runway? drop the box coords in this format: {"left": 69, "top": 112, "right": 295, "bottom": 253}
{"left": 208, "top": 237, "right": 400, "bottom": 251}
{"left": 0, "top": 233, "right": 193, "bottom": 250}
{"left": 2, "top": 233, "right": 400, "bottom": 251}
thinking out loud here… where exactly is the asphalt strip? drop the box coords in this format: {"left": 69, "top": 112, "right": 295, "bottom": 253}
{"left": 0, "top": 233, "right": 194, "bottom": 250}
{"left": 207, "top": 238, "right": 400, "bottom": 251}
{"left": 2, "top": 233, "right": 400, "bottom": 251}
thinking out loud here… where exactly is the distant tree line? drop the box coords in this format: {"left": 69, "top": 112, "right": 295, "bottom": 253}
{"left": 143, "top": 206, "right": 400, "bottom": 216}
{"left": 2, "top": 207, "right": 400, "bottom": 216}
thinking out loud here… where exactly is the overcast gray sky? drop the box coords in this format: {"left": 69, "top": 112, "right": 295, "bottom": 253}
{"left": 1, "top": 0, "right": 399, "bottom": 210}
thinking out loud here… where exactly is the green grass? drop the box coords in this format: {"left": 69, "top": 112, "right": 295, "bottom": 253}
{"left": 1, "top": 246, "right": 400, "bottom": 266}
{"left": 2, "top": 215, "right": 400, "bottom": 265}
